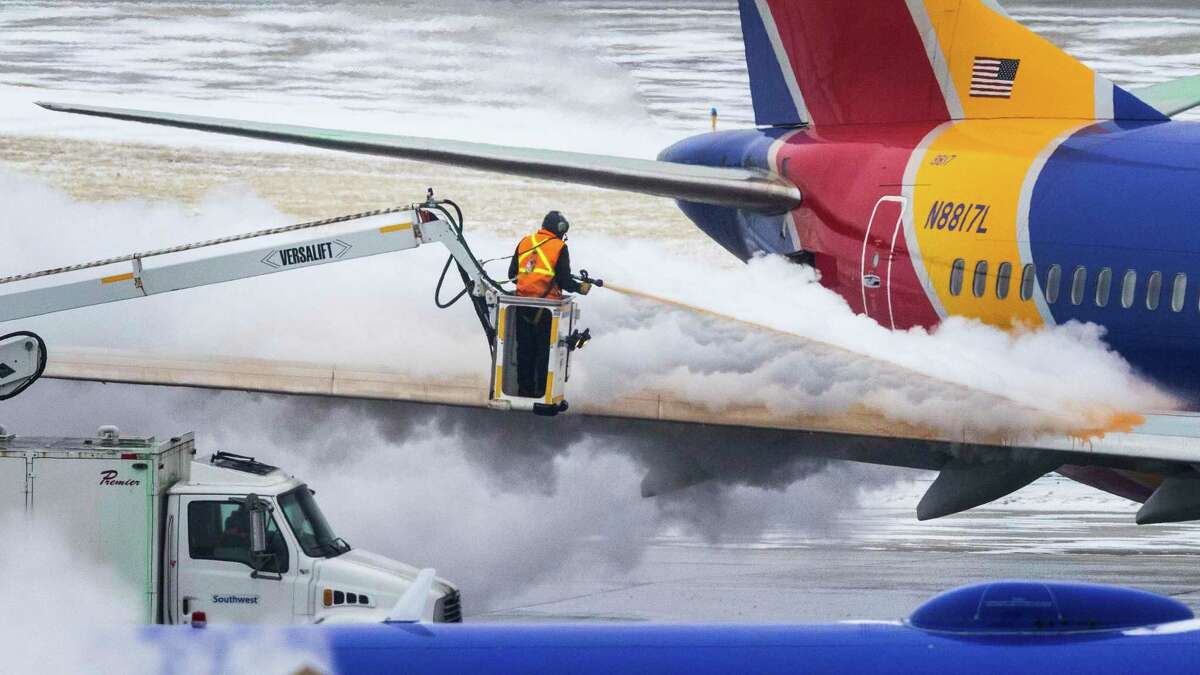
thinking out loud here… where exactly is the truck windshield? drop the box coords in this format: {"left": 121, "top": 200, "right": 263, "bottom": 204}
{"left": 278, "top": 486, "right": 350, "bottom": 558}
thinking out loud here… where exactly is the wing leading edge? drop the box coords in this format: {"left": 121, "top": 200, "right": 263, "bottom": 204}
{"left": 41, "top": 348, "right": 1200, "bottom": 523}
{"left": 35, "top": 102, "right": 801, "bottom": 213}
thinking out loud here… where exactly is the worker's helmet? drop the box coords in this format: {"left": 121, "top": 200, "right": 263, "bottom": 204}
{"left": 543, "top": 210, "right": 570, "bottom": 236}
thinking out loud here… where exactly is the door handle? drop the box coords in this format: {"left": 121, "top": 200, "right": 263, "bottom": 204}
{"left": 182, "top": 596, "right": 194, "bottom": 615}
{"left": 862, "top": 274, "right": 882, "bottom": 289}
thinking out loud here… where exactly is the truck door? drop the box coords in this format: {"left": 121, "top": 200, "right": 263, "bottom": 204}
{"left": 859, "top": 196, "right": 908, "bottom": 328}
{"left": 174, "top": 495, "right": 299, "bottom": 624}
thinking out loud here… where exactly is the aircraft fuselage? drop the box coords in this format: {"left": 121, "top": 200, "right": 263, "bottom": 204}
{"left": 662, "top": 119, "right": 1200, "bottom": 400}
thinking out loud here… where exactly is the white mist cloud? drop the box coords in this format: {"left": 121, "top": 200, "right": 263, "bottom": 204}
{"left": 0, "top": 168, "right": 1171, "bottom": 444}
{"left": 573, "top": 241, "right": 1173, "bottom": 439}
{"left": 0, "top": 162, "right": 1174, "bottom": 618}
{"left": 0, "top": 379, "right": 903, "bottom": 615}
{"left": 0, "top": 514, "right": 331, "bottom": 674}
{"left": 0, "top": 514, "right": 157, "bottom": 673}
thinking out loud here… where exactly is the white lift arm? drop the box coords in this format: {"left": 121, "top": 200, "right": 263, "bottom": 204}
{"left": 0, "top": 197, "right": 582, "bottom": 415}
{"left": 0, "top": 209, "right": 492, "bottom": 323}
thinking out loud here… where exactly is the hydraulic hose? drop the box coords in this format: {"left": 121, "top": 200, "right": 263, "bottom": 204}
{"left": 423, "top": 196, "right": 500, "bottom": 353}
{"left": 434, "top": 255, "right": 469, "bottom": 309}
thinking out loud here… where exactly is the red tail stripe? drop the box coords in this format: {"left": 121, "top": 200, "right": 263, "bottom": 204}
{"left": 763, "top": 0, "right": 950, "bottom": 126}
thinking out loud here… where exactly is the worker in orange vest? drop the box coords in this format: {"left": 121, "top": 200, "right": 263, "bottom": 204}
{"left": 507, "top": 211, "right": 593, "bottom": 397}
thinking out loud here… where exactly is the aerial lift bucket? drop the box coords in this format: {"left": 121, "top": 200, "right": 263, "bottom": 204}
{"left": 489, "top": 294, "right": 584, "bottom": 416}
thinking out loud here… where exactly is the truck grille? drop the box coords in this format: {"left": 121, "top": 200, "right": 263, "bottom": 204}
{"left": 436, "top": 589, "right": 463, "bottom": 623}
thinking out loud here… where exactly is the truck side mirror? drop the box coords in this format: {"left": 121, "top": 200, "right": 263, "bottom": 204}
{"left": 249, "top": 499, "right": 268, "bottom": 556}
{"left": 230, "top": 493, "right": 282, "bottom": 581}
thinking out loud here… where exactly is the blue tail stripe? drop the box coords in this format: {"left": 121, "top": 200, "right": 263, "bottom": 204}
{"left": 737, "top": 0, "right": 803, "bottom": 127}
{"left": 1114, "top": 85, "right": 1170, "bottom": 122}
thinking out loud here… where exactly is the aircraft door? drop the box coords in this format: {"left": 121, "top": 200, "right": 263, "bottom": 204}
{"left": 175, "top": 495, "right": 299, "bottom": 624}
{"left": 860, "top": 196, "right": 908, "bottom": 328}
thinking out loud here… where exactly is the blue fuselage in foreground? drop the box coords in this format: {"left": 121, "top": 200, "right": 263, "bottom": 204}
{"left": 142, "top": 578, "right": 1196, "bottom": 673}
{"left": 143, "top": 619, "right": 1200, "bottom": 674}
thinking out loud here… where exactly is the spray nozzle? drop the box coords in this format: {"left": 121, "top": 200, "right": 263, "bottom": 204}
{"left": 577, "top": 269, "right": 604, "bottom": 288}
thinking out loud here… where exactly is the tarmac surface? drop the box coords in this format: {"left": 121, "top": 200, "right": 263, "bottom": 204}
{"left": 477, "top": 476, "right": 1200, "bottom": 623}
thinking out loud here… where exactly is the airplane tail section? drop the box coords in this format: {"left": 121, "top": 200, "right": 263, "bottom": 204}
{"left": 737, "top": 0, "right": 1167, "bottom": 127}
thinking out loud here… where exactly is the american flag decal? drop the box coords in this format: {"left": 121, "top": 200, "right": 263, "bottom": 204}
{"left": 970, "top": 57, "right": 1020, "bottom": 98}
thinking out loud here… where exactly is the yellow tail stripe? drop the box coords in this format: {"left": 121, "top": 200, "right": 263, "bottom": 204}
{"left": 921, "top": 0, "right": 1099, "bottom": 120}
{"left": 912, "top": 119, "right": 1080, "bottom": 326}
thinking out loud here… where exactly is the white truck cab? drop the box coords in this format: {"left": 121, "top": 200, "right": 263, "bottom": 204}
{"left": 0, "top": 426, "right": 460, "bottom": 625}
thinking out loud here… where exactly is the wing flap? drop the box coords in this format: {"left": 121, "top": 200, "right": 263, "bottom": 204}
{"left": 35, "top": 102, "right": 801, "bottom": 213}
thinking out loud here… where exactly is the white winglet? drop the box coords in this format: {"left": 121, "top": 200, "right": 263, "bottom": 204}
{"left": 386, "top": 568, "right": 436, "bottom": 623}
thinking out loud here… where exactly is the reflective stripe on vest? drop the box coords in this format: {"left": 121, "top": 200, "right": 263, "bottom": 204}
{"left": 516, "top": 229, "right": 564, "bottom": 298}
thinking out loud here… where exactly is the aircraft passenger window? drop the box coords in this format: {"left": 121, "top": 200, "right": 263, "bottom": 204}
{"left": 1172, "top": 273, "right": 1187, "bottom": 312}
{"left": 1045, "top": 265, "right": 1062, "bottom": 304}
{"left": 972, "top": 261, "right": 988, "bottom": 298}
{"left": 1095, "top": 268, "right": 1112, "bottom": 308}
{"left": 1146, "top": 271, "right": 1163, "bottom": 310}
{"left": 995, "top": 262, "right": 1012, "bottom": 300}
{"left": 949, "top": 259, "right": 965, "bottom": 296}
{"left": 1121, "top": 270, "right": 1137, "bottom": 309}
{"left": 1019, "top": 264, "right": 1035, "bottom": 301}
{"left": 1070, "top": 266, "right": 1087, "bottom": 306}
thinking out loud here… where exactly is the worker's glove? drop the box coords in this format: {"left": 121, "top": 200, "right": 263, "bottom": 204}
{"left": 578, "top": 281, "right": 593, "bottom": 295}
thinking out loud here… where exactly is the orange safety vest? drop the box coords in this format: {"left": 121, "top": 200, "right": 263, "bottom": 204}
{"left": 515, "top": 228, "right": 565, "bottom": 298}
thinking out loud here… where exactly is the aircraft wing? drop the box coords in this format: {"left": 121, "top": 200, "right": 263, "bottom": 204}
{"left": 1130, "top": 75, "right": 1200, "bottom": 117}
{"left": 43, "top": 348, "right": 1200, "bottom": 524}
{"left": 35, "top": 102, "right": 801, "bottom": 213}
